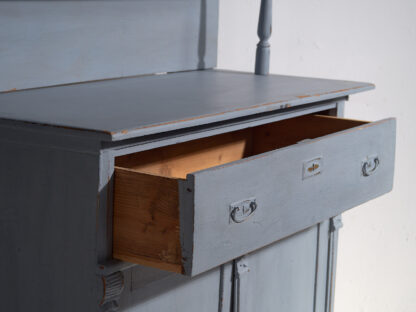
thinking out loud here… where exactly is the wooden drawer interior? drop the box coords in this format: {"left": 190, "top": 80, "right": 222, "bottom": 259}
{"left": 115, "top": 115, "right": 367, "bottom": 178}
{"left": 113, "top": 115, "right": 368, "bottom": 273}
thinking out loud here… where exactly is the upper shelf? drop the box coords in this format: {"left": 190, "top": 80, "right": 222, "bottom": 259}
{"left": 0, "top": 69, "right": 374, "bottom": 141}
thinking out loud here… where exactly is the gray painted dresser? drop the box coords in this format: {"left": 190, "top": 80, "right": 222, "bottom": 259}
{"left": 0, "top": 1, "right": 395, "bottom": 311}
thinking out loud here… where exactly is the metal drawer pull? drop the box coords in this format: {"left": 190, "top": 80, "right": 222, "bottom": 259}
{"left": 362, "top": 156, "right": 379, "bottom": 176}
{"left": 230, "top": 198, "right": 257, "bottom": 223}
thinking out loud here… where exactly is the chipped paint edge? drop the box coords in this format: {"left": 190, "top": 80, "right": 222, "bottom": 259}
{"left": 110, "top": 83, "right": 375, "bottom": 141}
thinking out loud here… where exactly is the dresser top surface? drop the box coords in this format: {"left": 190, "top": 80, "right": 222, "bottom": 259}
{"left": 0, "top": 69, "right": 374, "bottom": 141}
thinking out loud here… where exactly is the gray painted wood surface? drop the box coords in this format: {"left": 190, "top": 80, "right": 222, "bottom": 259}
{"left": 0, "top": 1, "right": 391, "bottom": 310}
{"left": 0, "top": 69, "right": 374, "bottom": 141}
{"left": 0, "top": 130, "right": 100, "bottom": 311}
{"left": 184, "top": 118, "right": 395, "bottom": 275}
{"left": 238, "top": 226, "right": 319, "bottom": 312}
{"left": 255, "top": 0, "right": 272, "bottom": 75}
{"left": 113, "top": 220, "right": 335, "bottom": 312}
{"left": 0, "top": 99, "right": 393, "bottom": 311}
{"left": 104, "top": 100, "right": 340, "bottom": 157}
{"left": 236, "top": 219, "right": 339, "bottom": 312}
{"left": 97, "top": 102, "right": 351, "bottom": 311}
{"left": 119, "top": 266, "right": 221, "bottom": 312}
{"left": 314, "top": 220, "right": 331, "bottom": 312}
{"left": 0, "top": 0, "right": 218, "bottom": 92}
{"left": 225, "top": 219, "right": 337, "bottom": 312}
{"left": 325, "top": 216, "right": 343, "bottom": 312}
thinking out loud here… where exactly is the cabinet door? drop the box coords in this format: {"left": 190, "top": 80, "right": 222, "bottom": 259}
{"left": 235, "top": 221, "right": 334, "bottom": 312}
{"left": 117, "top": 265, "right": 222, "bottom": 312}
{"left": 115, "top": 219, "right": 336, "bottom": 312}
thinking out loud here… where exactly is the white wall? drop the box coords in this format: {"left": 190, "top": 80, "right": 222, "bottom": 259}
{"left": 218, "top": 1, "right": 416, "bottom": 311}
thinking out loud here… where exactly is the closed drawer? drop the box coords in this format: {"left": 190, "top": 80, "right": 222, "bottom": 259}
{"left": 113, "top": 115, "right": 396, "bottom": 276}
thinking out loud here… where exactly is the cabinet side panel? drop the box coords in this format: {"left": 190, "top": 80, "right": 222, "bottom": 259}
{"left": 0, "top": 139, "right": 99, "bottom": 312}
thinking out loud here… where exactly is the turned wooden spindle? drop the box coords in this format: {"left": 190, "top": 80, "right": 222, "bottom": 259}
{"left": 255, "top": 0, "right": 272, "bottom": 75}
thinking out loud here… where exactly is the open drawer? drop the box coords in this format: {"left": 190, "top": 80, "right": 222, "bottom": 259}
{"left": 113, "top": 115, "right": 396, "bottom": 276}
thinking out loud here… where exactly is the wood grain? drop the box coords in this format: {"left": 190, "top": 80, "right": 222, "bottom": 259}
{"left": 113, "top": 167, "right": 183, "bottom": 273}
{"left": 252, "top": 115, "right": 367, "bottom": 154}
{"left": 115, "top": 130, "right": 253, "bottom": 179}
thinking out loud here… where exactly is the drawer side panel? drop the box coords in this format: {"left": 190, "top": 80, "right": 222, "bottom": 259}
{"left": 113, "top": 168, "right": 183, "bottom": 273}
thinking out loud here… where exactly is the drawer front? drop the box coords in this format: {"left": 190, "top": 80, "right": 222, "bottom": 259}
{"left": 186, "top": 118, "right": 395, "bottom": 275}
